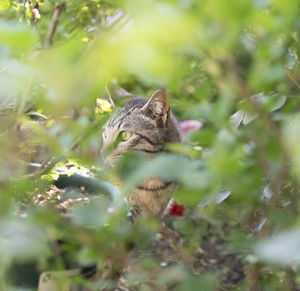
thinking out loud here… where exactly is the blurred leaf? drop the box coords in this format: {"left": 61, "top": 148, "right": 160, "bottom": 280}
{"left": 284, "top": 114, "right": 300, "bottom": 179}
{"left": 175, "top": 273, "right": 217, "bottom": 291}
{"left": 121, "top": 153, "right": 210, "bottom": 192}
{"left": 71, "top": 197, "right": 111, "bottom": 227}
{"left": 0, "top": 219, "right": 48, "bottom": 259}
{"left": 0, "top": 21, "right": 35, "bottom": 51}
{"left": 0, "top": 0, "right": 300, "bottom": 288}
{"left": 0, "top": 0, "right": 10, "bottom": 11}
{"left": 256, "top": 229, "right": 300, "bottom": 265}
{"left": 198, "top": 190, "right": 231, "bottom": 208}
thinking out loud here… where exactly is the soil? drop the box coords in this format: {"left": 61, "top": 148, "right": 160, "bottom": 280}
{"left": 32, "top": 183, "right": 245, "bottom": 290}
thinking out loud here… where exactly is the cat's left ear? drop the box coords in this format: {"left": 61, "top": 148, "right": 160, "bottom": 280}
{"left": 142, "top": 89, "right": 170, "bottom": 126}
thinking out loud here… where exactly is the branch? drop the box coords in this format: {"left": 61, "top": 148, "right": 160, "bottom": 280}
{"left": 227, "top": 60, "right": 282, "bottom": 140}
{"left": 44, "top": 3, "right": 65, "bottom": 48}
{"left": 286, "top": 69, "right": 300, "bottom": 90}
{"left": 226, "top": 61, "right": 291, "bottom": 211}
{"left": 29, "top": 118, "right": 104, "bottom": 178}
{"left": 205, "top": 56, "right": 293, "bottom": 233}
{"left": 285, "top": 268, "right": 296, "bottom": 291}
{"left": 246, "top": 263, "right": 260, "bottom": 291}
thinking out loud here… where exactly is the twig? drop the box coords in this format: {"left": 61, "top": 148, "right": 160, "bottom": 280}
{"left": 29, "top": 118, "right": 104, "bottom": 177}
{"left": 224, "top": 59, "right": 291, "bottom": 209}
{"left": 286, "top": 69, "right": 300, "bottom": 90}
{"left": 44, "top": 3, "right": 65, "bottom": 48}
{"left": 205, "top": 54, "right": 283, "bottom": 140}
{"left": 285, "top": 268, "right": 297, "bottom": 291}
{"left": 70, "top": 118, "right": 104, "bottom": 152}
{"left": 228, "top": 61, "right": 282, "bottom": 140}
{"left": 205, "top": 56, "right": 294, "bottom": 239}
{"left": 246, "top": 263, "right": 260, "bottom": 291}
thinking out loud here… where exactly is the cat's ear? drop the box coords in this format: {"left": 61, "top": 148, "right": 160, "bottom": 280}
{"left": 142, "top": 89, "right": 170, "bottom": 126}
{"left": 106, "top": 81, "right": 134, "bottom": 106}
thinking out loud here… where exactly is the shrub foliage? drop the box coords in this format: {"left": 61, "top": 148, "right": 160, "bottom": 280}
{"left": 1, "top": 0, "right": 300, "bottom": 289}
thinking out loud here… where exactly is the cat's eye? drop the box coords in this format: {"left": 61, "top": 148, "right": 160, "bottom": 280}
{"left": 121, "top": 131, "right": 131, "bottom": 141}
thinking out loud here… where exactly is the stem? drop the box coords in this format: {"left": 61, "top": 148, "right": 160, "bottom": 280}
{"left": 44, "top": 3, "right": 65, "bottom": 48}
{"left": 286, "top": 69, "right": 300, "bottom": 90}
{"left": 247, "top": 263, "right": 260, "bottom": 291}
{"left": 285, "top": 268, "right": 296, "bottom": 291}
{"left": 29, "top": 117, "right": 104, "bottom": 177}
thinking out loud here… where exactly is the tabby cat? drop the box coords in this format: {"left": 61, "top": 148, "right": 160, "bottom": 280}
{"left": 101, "top": 88, "right": 182, "bottom": 218}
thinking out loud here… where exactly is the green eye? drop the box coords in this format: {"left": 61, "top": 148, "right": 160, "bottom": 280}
{"left": 121, "top": 131, "right": 131, "bottom": 141}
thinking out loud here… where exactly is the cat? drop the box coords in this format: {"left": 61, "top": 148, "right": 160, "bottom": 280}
{"left": 101, "top": 88, "right": 182, "bottom": 218}
{"left": 36, "top": 89, "right": 182, "bottom": 291}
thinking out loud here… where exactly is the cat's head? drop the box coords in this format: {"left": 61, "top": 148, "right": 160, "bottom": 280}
{"left": 100, "top": 88, "right": 182, "bottom": 167}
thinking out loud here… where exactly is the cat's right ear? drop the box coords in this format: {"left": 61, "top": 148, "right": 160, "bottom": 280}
{"left": 106, "top": 81, "right": 134, "bottom": 107}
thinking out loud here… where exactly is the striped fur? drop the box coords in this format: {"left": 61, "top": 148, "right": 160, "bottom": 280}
{"left": 101, "top": 89, "right": 182, "bottom": 217}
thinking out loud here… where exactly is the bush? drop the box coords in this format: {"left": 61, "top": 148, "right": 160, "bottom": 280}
{"left": 0, "top": 0, "right": 300, "bottom": 289}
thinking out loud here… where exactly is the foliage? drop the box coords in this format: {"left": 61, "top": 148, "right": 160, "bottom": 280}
{"left": 1, "top": 0, "right": 300, "bottom": 290}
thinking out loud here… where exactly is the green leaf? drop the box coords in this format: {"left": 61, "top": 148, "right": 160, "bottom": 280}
{"left": 71, "top": 197, "right": 111, "bottom": 228}
{"left": 175, "top": 273, "right": 217, "bottom": 291}
{"left": 0, "top": 0, "right": 10, "bottom": 11}
{"left": 0, "top": 220, "right": 48, "bottom": 259}
{"left": 0, "top": 21, "right": 35, "bottom": 51}
{"left": 256, "top": 228, "right": 300, "bottom": 265}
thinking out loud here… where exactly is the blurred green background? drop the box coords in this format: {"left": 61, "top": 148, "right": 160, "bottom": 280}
{"left": 1, "top": 0, "right": 300, "bottom": 290}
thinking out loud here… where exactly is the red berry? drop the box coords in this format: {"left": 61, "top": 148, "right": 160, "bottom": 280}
{"left": 169, "top": 202, "right": 185, "bottom": 216}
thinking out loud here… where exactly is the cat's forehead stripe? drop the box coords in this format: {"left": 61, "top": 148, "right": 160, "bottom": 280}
{"left": 108, "top": 98, "right": 150, "bottom": 129}
{"left": 138, "top": 114, "right": 157, "bottom": 126}
{"left": 110, "top": 107, "right": 136, "bottom": 128}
